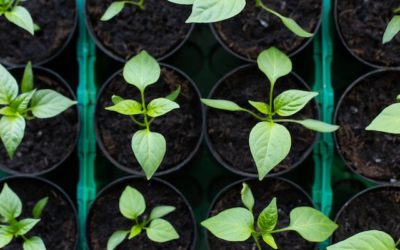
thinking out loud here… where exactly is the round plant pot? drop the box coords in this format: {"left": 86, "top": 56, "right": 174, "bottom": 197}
{"left": 0, "top": 0, "right": 77, "bottom": 66}
{"left": 205, "top": 177, "right": 316, "bottom": 250}
{"left": 205, "top": 64, "right": 319, "bottom": 178}
{"left": 335, "top": 0, "right": 400, "bottom": 68}
{"left": 331, "top": 185, "right": 400, "bottom": 244}
{"left": 85, "top": 0, "right": 194, "bottom": 62}
{"left": 334, "top": 69, "right": 400, "bottom": 183}
{"left": 86, "top": 176, "right": 197, "bottom": 250}
{"left": 0, "top": 66, "right": 79, "bottom": 176}
{"left": 210, "top": 0, "right": 322, "bottom": 62}
{"left": 0, "top": 176, "right": 78, "bottom": 249}
{"left": 95, "top": 64, "right": 204, "bottom": 176}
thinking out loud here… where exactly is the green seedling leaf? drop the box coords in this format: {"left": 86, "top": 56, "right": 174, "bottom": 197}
{"left": 10, "top": 89, "right": 36, "bottom": 113}
{"left": 131, "top": 130, "right": 166, "bottom": 180}
{"left": 32, "top": 197, "right": 48, "bottom": 219}
{"left": 383, "top": 15, "right": 400, "bottom": 44}
{"left": 327, "top": 230, "right": 396, "bottom": 250}
{"left": 0, "top": 227, "right": 13, "bottom": 248}
{"left": 0, "top": 184, "right": 22, "bottom": 222}
{"left": 0, "top": 64, "right": 18, "bottom": 105}
{"left": 149, "top": 206, "right": 176, "bottom": 220}
{"left": 201, "top": 99, "right": 245, "bottom": 111}
{"left": 15, "top": 218, "right": 40, "bottom": 236}
{"left": 240, "top": 183, "right": 254, "bottom": 212}
{"left": 111, "top": 95, "right": 125, "bottom": 104}
{"left": 165, "top": 86, "right": 181, "bottom": 101}
{"left": 257, "top": 47, "right": 292, "bottom": 86}
{"left": 397, "top": 94, "right": 400, "bottom": 102}
{"left": 101, "top": 1, "right": 125, "bottom": 21}
{"left": 119, "top": 186, "right": 146, "bottom": 220}
{"left": 257, "top": 198, "right": 278, "bottom": 233}
{"left": 274, "top": 90, "right": 318, "bottom": 116}
{"left": 30, "top": 89, "right": 76, "bottom": 118}
{"left": 146, "top": 219, "right": 180, "bottom": 243}
{"left": 167, "top": 0, "right": 194, "bottom": 4}
{"left": 366, "top": 103, "right": 400, "bottom": 134}
{"left": 107, "top": 230, "right": 129, "bottom": 250}
{"left": 276, "top": 14, "right": 313, "bottom": 38}
{"left": 147, "top": 98, "right": 180, "bottom": 117}
{"left": 21, "top": 61, "right": 33, "bottom": 93}
{"left": 262, "top": 233, "right": 278, "bottom": 249}
{"left": 282, "top": 119, "right": 339, "bottom": 133}
{"left": 249, "top": 122, "right": 291, "bottom": 180}
{"left": 106, "top": 99, "right": 142, "bottom": 115}
{"left": 123, "top": 51, "right": 160, "bottom": 92}
{"left": 0, "top": 115, "right": 26, "bottom": 159}
{"left": 0, "top": 107, "right": 17, "bottom": 117}
{"left": 5, "top": 6, "right": 34, "bottom": 35}
{"left": 248, "top": 101, "right": 270, "bottom": 115}
{"left": 186, "top": 0, "right": 246, "bottom": 23}
{"left": 23, "top": 236, "right": 46, "bottom": 250}
{"left": 201, "top": 207, "right": 254, "bottom": 242}
{"left": 128, "top": 225, "right": 142, "bottom": 239}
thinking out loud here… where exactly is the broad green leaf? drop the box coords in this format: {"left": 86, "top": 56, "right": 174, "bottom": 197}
{"left": 10, "top": 89, "right": 36, "bottom": 113}
{"left": 5, "top": 6, "right": 34, "bottom": 35}
{"left": 262, "top": 233, "right": 278, "bottom": 249}
{"left": 119, "top": 186, "right": 146, "bottom": 220}
{"left": 23, "top": 236, "right": 46, "bottom": 250}
{"left": 30, "top": 89, "right": 76, "bottom": 119}
{"left": 123, "top": 51, "right": 160, "bottom": 92}
{"left": 366, "top": 103, "right": 400, "bottom": 134}
{"left": 105, "top": 99, "right": 142, "bottom": 115}
{"left": 0, "top": 184, "right": 22, "bottom": 222}
{"left": 240, "top": 183, "right": 254, "bottom": 212}
{"left": 274, "top": 12, "right": 313, "bottom": 38}
{"left": 128, "top": 225, "right": 142, "bottom": 239}
{"left": 32, "top": 197, "right": 48, "bottom": 219}
{"left": 0, "top": 107, "right": 17, "bottom": 116}
{"left": 149, "top": 206, "right": 176, "bottom": 220}
{"left": 131, "top": 130, "right": 166, "bottom": 180}
{"left": 167, "top": 0, "right": 194, "bottom": 4}
{"left": 383, "top": 15, "right": 400, "bottom": 44}
{"left": 201, "top": 99, "right": 245, "bottom": 111}
{"left": 201, "top": 207, "right": 254, "bottom": 242}
{"left": 0, "top": 115, "right": 26, "bottom": 159}
{"left": 101, "top": 2, "right": 125, "bottom": 21}
{"left": 165, "top": 86, "right": 181, "bottom": 101}
{"left": 257, "top": 47, "right": 292, "bottom": 85}
{"left": 327, "top": 230, "right": 396, "bottom": 250}
{"left": 186, "top": 0, "right": 246, "bottom": 23}
{"left": 146, "top": 219, "right": 180, "bottom": 243}
{"left": 249, "top": 100, "right": 270, "bottom": 115}
{"left": 107, "top": 230, "right": 129, "bottom": 250}
{"left": 21, "top": 61, "right": 33, "bottom": 93}
{"left": 284, "top": 119, "right": 339, "bottom": 133}
{"left": 15, "top": 218, "right": 40, "bottom": 235}
{"left": 147, "top": 98, "right": 180, "bottom": 117}
{"left": 257, "top": 198, "right": 278, "bottom": 232}
{"left": 286, "top": 207, "right": 338, "bottom": 242}
{"left": 0, "top": 64, "right": 18, "bottom": 105}
{"left": 111, "top": 95, "right": 124, "bottom": 104}
{"left": 397, "top": 94, "right": 400, "bottom": 102}
{"left": 274, "top": 90, "right": 318, "bottom": 116}
{"left": 0, "top": 227, "right": 13, "bottom": 248}
{"left": 249, "top": 122, "right": 291, "bottom": 180}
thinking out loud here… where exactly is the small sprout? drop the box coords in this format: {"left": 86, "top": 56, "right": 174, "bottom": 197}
{"left": 168, "top": 0, "right": 313, "bottom": 38}
{"left": 104, "top": 51, "right": 180, "bottom": 179}
{"left": 383, "top": 7, "right": 400, "bottom": 44}
{"left": 0, "top": 183, "right": 48, "bottom": 250}
{"left": 107, "top": 186, "right": 179, "bottom": 250}
{"left": 0, "top": 0, "right": 36, "bottom": 35}
{"left": 101, "top": 0, "right": 145, "bottom": 21}
{"left": 328, "top": 230, "right": 400, "bottom": 250}
{"left": 0, "top": 62, "right": 77, "bottom": 159}
{"left": 201, "top": 47, "right": 339, "bottom": 180}
{"left": 366, "top": 94, "right": 400, "bottom": 134}
{"left": 201, "top": 183, "right": 338, "bottom": 250}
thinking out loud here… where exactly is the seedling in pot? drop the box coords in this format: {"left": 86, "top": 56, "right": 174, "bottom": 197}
{"left": 328, "top": 230, "right": 400, "bottom": 250}
{"left": 202, "top": 183, "right": 337, "bottom": 250}
{"left": 107, "top": 186, "right": 179, "bottom": 250}
{"left": 0, "top": 62, "right": 77, "bottom": 159}
{"left": 366, "top": 94, "right": 400, "bottom": 134}
{"left": 101, "top": 0, "right": 145, "bottom": 21}
{"left": 0, "top": 183, "right": 48, "bottom": 250}
{"left": 383, "top": 7, "right": 400, "bottom": 44}
{"left": 105, "top": 51, "right": 180, "bottom": 179}
{"left": 0, "top": 0, "right": 37, "bottom": 35}
{"left": 168, "top": 0, "right": 313, "bottom": 38}
{"left": 202, "top": 47, "right": 339, "bottom": 180}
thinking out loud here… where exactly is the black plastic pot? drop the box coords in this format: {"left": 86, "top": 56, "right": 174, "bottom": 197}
{"left": 94, "top": 63, "right": 204, "bottom": 177}
{"left": 0, "top": 66, "right": 80, "bottom": 176}
{"left": 205, "top": 64, "right": 320, "bottom": 178}
{"left": 86, "top": 176, "right": 197, "bottom": 250}
{"left": 0, "top": 175, "right": 79, "bottom": 250}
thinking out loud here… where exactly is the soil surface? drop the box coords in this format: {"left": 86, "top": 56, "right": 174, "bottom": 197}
{"left": 335, "top": 70, "right": 400, "bottom": 182}
{"left": 86, "top": 0, "right": 191, "bottom": 60}
{"left": 208, "top": 178, "right": 315, "bottom": 250}
{"left": 0, "top": 178, "right": 77, "bottom": 249}
{"left": 336, "top": 0, "right": 400, "bottom": 67}
{"left": 0, "top": 0, "right": 76, "bottom": 65}
{"left": 332, "top": 186, "right": 400, "bottom": 243}
{"left": 207, "top": 65, "right": 317, "bottom": 175}
{"left": 96, "top": 67, "right": 203, "bottom": 174}
{"left": 0, "top": 69, "right": 79, "bottom": 174}
{"left": 87, "top": 178, "right": 195, "bottom": 250}
{"left": 213, "top": 0, "right": 322, "bottom": 60}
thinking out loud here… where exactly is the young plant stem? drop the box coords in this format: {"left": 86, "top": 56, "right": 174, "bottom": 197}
{"left": 140, "top": 91, "right": 150, "bottom": 131}
{"left": 252, "top": 232, "right": 263, "bottom": 250}
{"left": 130, "top": 116, "right": 145, "bottom": 127}
{"left": 396, "top": 238, "right": 400, "bottom": 247}
{"left": 270, "top": 227, "right": 288, "bottom": 234}
{"left": 243, "top": 108, "right": 268, "bottom": 121}
{"left": 254, "top": 0, "right": 280, "bottom": 17}
{"left": 127, "top": 0, "right": 145, "bottom": 10}
{"left": 394, "top": 7, "right": 400, "bottom": 14}
{"left": 268, "top": 83, "right": 275, "bottom": 121}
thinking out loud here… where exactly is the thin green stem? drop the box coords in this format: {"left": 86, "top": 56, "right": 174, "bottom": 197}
{"left": 21, "top": 235, "right": 28, "bottom": 241}
{"left": 254, "top": 0, "right": 279, "bottom": 16}
{"left": 394, "top": 7, "right": 400, "bottom": 14}
{"left": 140, "top": 91, "right": 150, "bottom": 131}
{"left": 268, "top": 83, "right": 275, "bottom": 121}
{"left": 252, "top": 232, "right": 263, "bottom": 250}
{"left": 126, "top": 0, "right": 145, "bottom": 10}
{"left": 273, "top": 119, "right": 298, "bottom": 124}
{"left": 242, "top": 108, "right": 268, "bottom": 121}
{"left": 130, "top": 116, "right": 145, "bottom": 127}
{"left": 270, "top": 227, "right": 289, "bottom": 234}
{"left": 395, "top": 238, "right": 400, "bottom": 247}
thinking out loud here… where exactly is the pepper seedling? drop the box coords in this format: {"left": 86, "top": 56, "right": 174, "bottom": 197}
{"left": 105, "top": 51, "right": 180, "bottom": 180}
{"left": 383, "top": 7, "right": 400, "bottom": 44}
{"left": 168, "top": 0, "right": 313, "bottom": 38}
{"left": 0, "top": 62, "right": 77, "bottom": 159}
{"left": 201, "top": 47, "right": 339, "bottom": 180}
{"left": 328, "top": 230, "right": 400, "bottom": 250}
{"left": 201, "top": 183, "right": 337, "bottom": 250}
{"left": 0, "top": 0, "right": 36, "bottom": 35}
{"left": 101, "top": 0, "right": 144, "bottom": 21}
{"left": 0, "top": 183, "right": 48, "bottom": 250}
{"left": 107, "top": 186, "right": 179, "bottom": 250}
{"left": 366, "top": 94, "right": 400, "bottom": 134}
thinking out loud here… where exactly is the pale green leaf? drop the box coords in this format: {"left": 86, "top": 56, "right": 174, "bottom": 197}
{"left": 128, "top": 225, "right": 142, "bottom": 239}
{"left": 15, "top": 218, "right": 40, "bottom": 236}
{"left": 146, "top": 219, "right": 179, "bottom": 243}
{"left": 0, "top": 107, "right": 17, "bottom": 116}
{"left": 147, "top": 98, "right": 179, "bottom": 117}
{"left": 23, "top": 236, "right": 45, "bottom": 250}
{"left": 249, "top": 100, "right": 270, "bottom": 115}
{"left": 327, "top": 230, "right": 396, "bottom": 250}
{"left": 0, "top": 64, "right": 18, "bottom": 105}
{"left": 5, "top": 6, "right": 34, "bottom": 35}
{"left": 383, "top": 15, "right": 400, "bottom": 44}
{"left": 10, "top": 89, "right": 36, "bottom": 113}
{"left": 281, "top": 119, "right": 339, "bottom": 133}
{"left": 0, "top": 115, "right": 26, "bottom": 159}
{"left": 240, "top": 183, "right": 254, "bottom": 212}
{"left": 107, "top": 230, "right": 129, "bottom": 250}
{"left": 101, "top": 2, "right": 125, "bottom": 21}
{"left": 21, "top": 61, "right": 33, "bottom": 93}
{"left": 119, "top": 186, "right": 146, "bottom": 220}
{"left": 165, "top": 86, "right": 181, "bottom": 101}
{"left": 277, "top": 14, "right": 313, "bottom": 38}
{"left": 257, "top": 47, "right": 292, "bottom": 85}
{"left": 0, "top": 227, "right": 13, "bottom": 248}
{"left": 167, "top": 0, "right": 194, "bottom": 4}
{"left": 32, "top": 197, "right": 48, "bottom": 219}
{"left": 201, "top": 99, "right": 245, "bottom": 111}
{"left": 149, "top": 206, "right": 176, "bottom": 220}
{"left": 274, "top": 90, "right": 318, "bottom": 116}
{"left": 0, "top": 184, "right": 22, "bottom": 222}
{"left": 30, "top": 89, "right": 76, "bottom": 119}
{"left": 366, "top": 103, "right": 400, "bottom": 134}
{"left": 257, "top": 198, "right": 278, "bottom": 232}
{"left": 186, "top": 0, "right": 246, "bottom": 23}
{"left": 262, "top": 233, "right": 278, "bottom": 249}
{"left": 105, "top": 99, "right": 142, "bottom": 115}
{"left": 111, "top": 95, "right": 124, "bottom": 104}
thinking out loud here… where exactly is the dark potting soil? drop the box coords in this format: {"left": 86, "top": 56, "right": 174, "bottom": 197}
{"left": 208, "top": 178, "right": 314, "bottom": 250}
{"left": 0, "top": 178, "right": 77, "bottom": 249}
{"left": 335, "top": 70, "right": 400, "bottom": 182}
{"left": 0, "top": 0, "right": 76, "bottom": 65}
{"left": 207, "top": 66, "right": 317, "bottom": 175}
{"left": 87, "top": 178, "right": 195, "bottom": 250}
{"left": 0, "top": 69, "right": 79, "bottom": 174}
{"left": 96, "top": 68, "right": 203, "bottom": 174}
{"left": 213, "top": 0, "right": 322, "bottom": 60}
{"left": 332, "top": 186, "right": 400, "bottom": 243}
{"left": 86, "top": 0, "right": 191, "bottom": 60}
{"left": 336, "top": 0, "right": 400, "bottom": 67}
